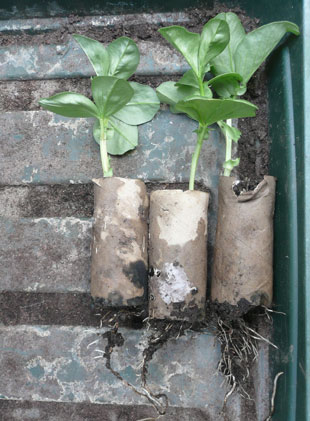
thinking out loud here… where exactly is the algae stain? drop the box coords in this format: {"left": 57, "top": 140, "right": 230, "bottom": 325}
{"left": 119, "top": 366, "right": 138, "bottom": 385}
{"left": 22, "top": 165, "right": 40, "bottom": 183}
{"left": 29, "top": 364, "right": 45, "bottom": 379}
{"left": 57, "top": 360, "right": 87, "bottom": 382}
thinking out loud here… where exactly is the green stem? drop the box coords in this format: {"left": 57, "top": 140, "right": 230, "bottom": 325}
{"left": 189, "top": 125, "right": 207, "bottom": 191}
{"left": 223, "top": 118, "right": 232, "bottom": 177}
{"left": 99, "top": 118, "right": 113, "bottom": 177}
{"left": 198, "top": 78, "right": 205, "bottom": 96}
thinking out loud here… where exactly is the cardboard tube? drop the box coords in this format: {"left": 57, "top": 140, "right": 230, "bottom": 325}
{"left": 149, "top": 190, "right": 209, "bottom": 320}
{"left": 91, "top": 177, "right": 148, "bottom": 306}
{"left": 211, "top": 176, "right": 276, "bottom": 307}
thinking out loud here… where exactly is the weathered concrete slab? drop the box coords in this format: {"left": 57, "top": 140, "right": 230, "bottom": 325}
{"left": 0, "top": 212, "right": 219, "bottom": 295}
{"left": 0, "top": 217, "right": 92, "bottom": 293}
{"left": 0, "top": 40, "right": 188, "bottom": 81}
{"left": 0, "top": 187, "right": 30, "bottom": 218}
{"left": 0, "top": 325, "right": 242, "bottom": 419}
{"left": 0, "top": 110, "right": 224, "bottom": 186}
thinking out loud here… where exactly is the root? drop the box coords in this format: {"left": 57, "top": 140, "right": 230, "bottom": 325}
{"left": 91, "top": 300, "right": 281, "bottom": 417}
{"left": 264, "top": 372, "right": 284, "bottom": 421}
{"left": 140, "top": 319, "right": 192, "bottom": 415}
{"left": 93, "top": 303, "right": 146, "bottom": 329}
{"left": 216, "top": 314, "right": 277, "bottom": 404}
{"left": 96, "top": 321, "right": 168, "bottom": 416}
{"left": 90, "top": 315, "right": 191, "bottom": 417}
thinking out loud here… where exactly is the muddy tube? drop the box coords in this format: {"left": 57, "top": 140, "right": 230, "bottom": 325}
{"left": 91, "top": 177, "right": 149, "bottom": 306}
{"left": 211, "top": 176, "right": 276, "bottom": 308}
{"left": 148, "top": 190, "right": 209, "bottom": 321}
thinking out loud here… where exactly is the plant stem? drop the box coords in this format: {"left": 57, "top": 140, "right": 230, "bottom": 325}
{"left": 223, "top": 118, "right": 232, "bottom": 177}
{"left": 99, "top": 118, "right": 113, "bottom": 177}
{"left": 199, "top": 78, "right": 205, "bottom": 96}
{"left": 189, "top": 125, "right": 207, "bottom": 191}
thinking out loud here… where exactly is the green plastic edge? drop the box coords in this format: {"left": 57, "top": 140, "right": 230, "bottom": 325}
{"left": 220, "top": 0, "right": 308, "bottom": 416}
{"left": 300, "top": 0, "right": 310, "bottom": 419}
{"left": 266, "top": 2, "right": 308, "bottom": 421}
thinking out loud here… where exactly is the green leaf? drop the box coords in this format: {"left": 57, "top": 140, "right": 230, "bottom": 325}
{"left": 211, "top": 12, "right": 246, "bottom": 75}
{"left": 223, "top": 158, "right": 240, "bottom": 170}
{"left": 73, "top": 34, "right": 110, "bottom": 76}
{"left": 218, "top": 120, "right": 241, "bottom": 142}
{"left": 39, "top": 92, "right": 99, "bottom": 118}
{"left": 156, "top": 81, "right": 199, "bottom": 106}
{"left": 93, "top": 117, "right": 138, "bottom": 155}
{"left": 235, "top": 21, "right": 300, "bottom": 84}
{"left": 203, "top": 82, "right": 213, "bottom": 98}
{"left": 176, "top": 73, "right": 212, "bottom": 98}
{"left": 91, "top": 76, "right": 134, "bottom": 118}
{"left": 176, "top": 69, "right": 200, "bottom": 89}
{"left": 107, "top": 37, "right": 140, "bottom": 79}
{"left": 208, "top": 72, "right": 244, "bottom": 98}
{"left": 159, "top": 26, "right": 200, "bottom": 75}
{"left": 174, "top": 97, "right": 257, "bottom": 126}
{"left": 113, "top": 82, "right": 160, "bottom": 125}
{"left": 199, "top": 18, "right": 230, "bottom": 77}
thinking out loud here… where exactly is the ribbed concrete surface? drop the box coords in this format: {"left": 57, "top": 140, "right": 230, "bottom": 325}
{"left": 0, "top": 110, "right": 223, "bottom": 186}
{"left": 0, "top": 218, "right": 92, "bottom": 293}
{"left": 0, "top": 10, "right": 270, "bottom": 420}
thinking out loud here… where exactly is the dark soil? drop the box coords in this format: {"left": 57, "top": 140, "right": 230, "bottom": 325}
{"left": 2, "top": 182, "right": 206, "bottom": 218}
{"left": 0, "top": 400, "right": 212, "bottom": 421}
{"left": 0, "top": 291, "right": 146, "bottom": 328}
{"left": 238, "top": 67, "right": 269, "bottom": 184}
{"left": 0, "top": 6, "right": 259, "bottom": 47}
{"left": 19, "top": 184, "right": 94, "bottom": 217}
{"left": 209, "top": 299, "right": 256, "bottom": 321}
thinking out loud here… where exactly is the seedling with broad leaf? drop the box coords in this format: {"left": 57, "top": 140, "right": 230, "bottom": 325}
{"left": 39, "top": 35, "right": 160, "bottom": 177}
{"left": 156, "top": 18, "right": 257, "bottom": 190}
{"left": 209, "top": 12, "right": 300, "bottom": 176}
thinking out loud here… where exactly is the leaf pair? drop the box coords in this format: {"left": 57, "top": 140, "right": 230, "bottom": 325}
{"left": 156, "top": 18, "right": 260, "bottom": 187}
{"left": 40, "top": 77, "right": 133, "bottom": 119}
{"left": 159, "top": 17, "right": 230, "bottom": 81}
{"left": 73, "top": 34, "right": 139, "bottom": 80}
{"left": 40, "top": 76, "right": 160, "bottom": 156}
{"left": 40, "top": 35, "right": 160, "bottom": 157}
{"left": 157, "top": 17, "right": 257, "bottom": 127}
{"left": 40, "top": 76, "right": 132, "bottom": 154}
{"left": 210, "top": 12, "right": 300, "bottom": 97}
{"left": 92, "top": 80, "right": 160, "bottom": 154}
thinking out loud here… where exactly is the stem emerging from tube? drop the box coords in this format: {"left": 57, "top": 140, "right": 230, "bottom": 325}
{"left": 223, "top": 118, "right": 232, "bottom": 177}
{"left": 189, "top": 125, "right": 208, "bottom": 191}
{"left": 99, "top": 118, "right": 113, "bottom": 177}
